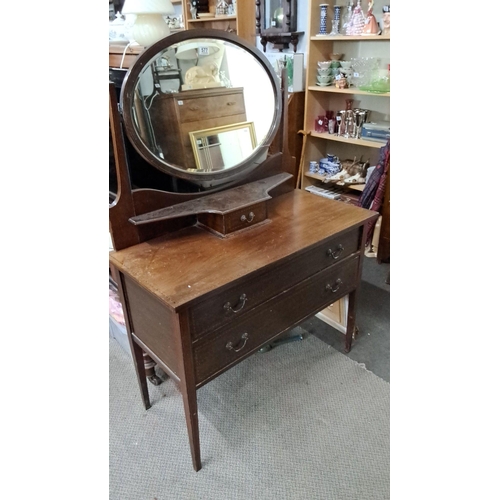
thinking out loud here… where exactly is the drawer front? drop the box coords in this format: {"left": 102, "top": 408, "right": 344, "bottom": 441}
{"left": 177, "top": 94, "right": 246, "bottom": 123}
{"left": 193, "top": 255, "right": 359, "bottom": 384}
{"left": 197, "top": 202, "right": 268, "bottom": 236}
{"left": 188, "top": 227, "right": 360, "bottom": 339}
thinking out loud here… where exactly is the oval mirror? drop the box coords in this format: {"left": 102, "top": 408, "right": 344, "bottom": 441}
{"left": 121, "top": 30, "right": 282, "bottom": 188}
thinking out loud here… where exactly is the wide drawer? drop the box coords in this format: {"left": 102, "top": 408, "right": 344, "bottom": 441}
{"left": 177, "top": 93, "right": 246, "bottom": 123}
{"left": 188, "top": 226, "right": 360, "bottom": 340}
{"left": 193, "top": 255, "right": 359, "bottom": 384}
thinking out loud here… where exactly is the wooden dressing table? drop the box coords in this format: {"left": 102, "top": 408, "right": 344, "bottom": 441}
{"left": 109, "top": 30, "right": 377, "bottom": 471}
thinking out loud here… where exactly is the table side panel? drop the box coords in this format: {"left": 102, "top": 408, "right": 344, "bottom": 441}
{"left": 123, "top": 275, "right": 182, "bottom": 378}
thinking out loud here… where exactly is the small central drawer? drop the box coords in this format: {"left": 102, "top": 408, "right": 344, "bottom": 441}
{"left": 193, "top": 255, "right": 359, "bottom": 385}
{"left": 188, "top": 227, "right": 360, "bottom": 340}
{"left": 197, "top": 202, "right": 268, "bottom": 236}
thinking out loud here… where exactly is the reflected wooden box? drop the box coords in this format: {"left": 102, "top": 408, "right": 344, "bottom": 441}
{"left": 146, "top": 87, "right": 246, "bottom": 168}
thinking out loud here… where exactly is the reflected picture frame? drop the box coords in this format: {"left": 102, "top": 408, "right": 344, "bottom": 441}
{"left": 189, "top": 121, "right": 257, "bottom": 172}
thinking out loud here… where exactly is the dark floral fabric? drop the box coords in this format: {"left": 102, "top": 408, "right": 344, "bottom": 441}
{"left": 356, "top": 139, "right": 390, "bottom": 242}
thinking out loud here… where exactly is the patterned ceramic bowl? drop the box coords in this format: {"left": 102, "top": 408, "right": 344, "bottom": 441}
{"left": 317, "top": 75, "right": 332, "bottom": 84}
{"left": 317, "top": 61, "right": 331, "bottom": 70}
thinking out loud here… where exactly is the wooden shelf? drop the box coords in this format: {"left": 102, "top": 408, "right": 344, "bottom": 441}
{"left": 308, "top": 86, "right": 389, "bottom": 97}
{"left": 309, "top": 132, "right": 385, "bottom": 149}
{"left": 304, "top": 172, "right": 365, "bottom": 192}
{"left": 180, "top": 0, "right": 255, "bottom": 45}
{"left": 310, "top": 35, "right": 390, "bottom": 41}
{"left": 187, "top": 15, "right": 237, "bottom": 23}
{"left": 109, "top": 42, "right": 144, "bottom": 54}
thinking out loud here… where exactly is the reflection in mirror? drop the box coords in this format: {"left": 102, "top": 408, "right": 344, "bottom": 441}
{"left": 122, "top": 33, "right": 279, "bottom": 185}
{"left": 189, "top": 122, "right": 257, "bottom": 172}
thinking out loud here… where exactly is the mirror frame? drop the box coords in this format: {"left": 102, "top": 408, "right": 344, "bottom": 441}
{"left": 189, "top": 121, "right": 257, "bottom": 172}
{"left": 120, "top": 29, "right": 283, "bottom": 187}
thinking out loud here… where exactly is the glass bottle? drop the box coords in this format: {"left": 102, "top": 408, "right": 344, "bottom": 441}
{"left": 330, "top": 5, "right": 342, "bottom": 35}
{"left": 341, "top": 1, "right": 353, "bottom": 35}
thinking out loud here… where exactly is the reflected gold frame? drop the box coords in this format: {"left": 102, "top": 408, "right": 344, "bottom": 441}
{"left": 189, "top": 121, "right": 257, "bottom": 171}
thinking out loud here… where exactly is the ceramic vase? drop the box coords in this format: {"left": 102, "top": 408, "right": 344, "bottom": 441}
{"left": 319, "top": 4, "right": 328, "bottom": 35}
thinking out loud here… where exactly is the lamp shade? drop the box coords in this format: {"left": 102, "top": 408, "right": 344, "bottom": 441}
{"left": 122, "top": 0, "right": 175, "bottom": 46}
{"left": 122, "top": 0, "right": 175, "bottom": 15}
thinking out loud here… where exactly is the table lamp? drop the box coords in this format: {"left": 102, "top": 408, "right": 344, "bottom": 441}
{"left": 122, "top": 0, "right": 175, "bottom": 47}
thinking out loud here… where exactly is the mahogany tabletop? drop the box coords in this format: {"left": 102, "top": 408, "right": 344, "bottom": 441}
{"left": 109, "top": 189, "right": 377, "bottom": 311}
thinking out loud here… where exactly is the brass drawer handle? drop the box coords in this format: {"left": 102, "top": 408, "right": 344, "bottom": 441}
{"left": 327, "top": 244, "right": 344, "bottom": 260}
{"left": 224, "top": 293, "right": 247, "bottom": 313}
{"left": 226, "top": 332, "right": 249, "bottom": 352}
{"left": 188, "top": 105, "right": 200, "bottom": 111}
{"left": 226, "top": 101, "right": 236, "bottom": 106}
{"left": 240, "top": 212, "right": 255, "bottom": 223}
{"left": 326, "top": 279, "right": 342, "bottom": 293}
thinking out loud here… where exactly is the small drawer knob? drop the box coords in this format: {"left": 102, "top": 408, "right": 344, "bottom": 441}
{"left": 240, "top": 212, "right": 255, "bottom": 223}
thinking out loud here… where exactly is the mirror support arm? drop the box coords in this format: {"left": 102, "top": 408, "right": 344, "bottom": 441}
{"left": 109, "top": 82, "right": 142, "bottom": 251}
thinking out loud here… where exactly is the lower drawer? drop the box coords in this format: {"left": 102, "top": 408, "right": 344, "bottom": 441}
{"left": 193, "top": 255, "right": 359, "bottom": 384}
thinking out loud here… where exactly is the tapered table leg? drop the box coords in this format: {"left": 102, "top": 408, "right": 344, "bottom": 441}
{"left": 130, "top": 340, "right": 151, "bottom": 410}
{"left": 180, "top": 382, "right": 201, "bottom": 471}
{"left": 344, "top": 290, "right": 358, "bottom": 353}
{"left": 114, "top": 268, "right": 152, "bottom": 410}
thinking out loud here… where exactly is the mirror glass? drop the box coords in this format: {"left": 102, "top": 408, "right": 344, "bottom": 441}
{"left": 121, "top": 32, "right": 281, "bottom": 186}
{"left": 189, "top": 122, "right": 257, "bottom": 172}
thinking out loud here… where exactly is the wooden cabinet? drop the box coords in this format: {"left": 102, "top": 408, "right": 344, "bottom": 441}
{"left": 181, "top": 0, "right": 255, "bottom": 45}
{"left": 108, "top": 28, "right": 380, "bottom": 468}
{"left": 109, "top": 42, "right": 144, "bottom": 69}
{"left": 110, "top": 190, "right": 377, "bottom": 469}
{"left": 147, "top": 86, "right": 246, "bottom": 169}
{"left": 301, "top": 0, "right": 390, "bottom": 330}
